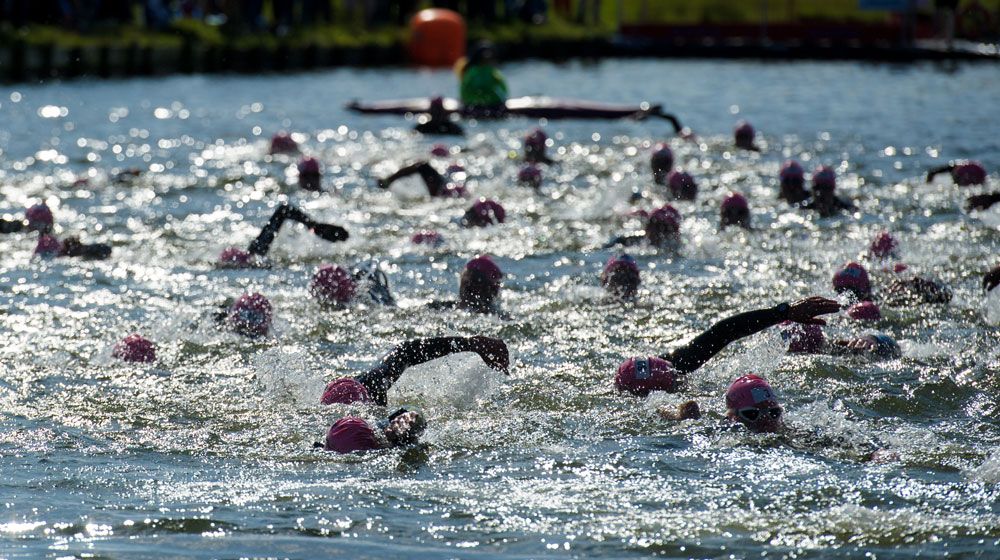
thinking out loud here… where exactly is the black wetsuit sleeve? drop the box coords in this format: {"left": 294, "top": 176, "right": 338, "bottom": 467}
{"left": 604, "top": 234, "right": 645, "bottom": 249}
{"left": 381, "top": 161, "right": 446, "bottom": 196}
{"left": 967, "top": 192, "right": 1000, "bottom": 211}
{"left": 835, "top": 196, "right": 856, "bottom": 211}
{"left": 352, "top": 337, "right": 490, "bottom": 406}
{"left": 0, "top": 219, "right": 25, "bottom": 234}
{"left": 926, "top": 164, "right": 955, "bottom": 182}
{"left": 247, "top": 203, "right": 316, "bottom": 256}
{"left": 661, "top": 304, "right": 788, "bottom": 375}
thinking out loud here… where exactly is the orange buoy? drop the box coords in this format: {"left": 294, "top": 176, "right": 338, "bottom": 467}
{"left": 408, "top": 9, "right": 466, "bottom": 68}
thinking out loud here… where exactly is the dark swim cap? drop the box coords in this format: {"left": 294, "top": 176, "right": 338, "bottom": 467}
{"left": 812, "top": 166, "right": 837, "bottom": 191}
{"left": 864, "top": 333, "right": 902, "bottom": 359}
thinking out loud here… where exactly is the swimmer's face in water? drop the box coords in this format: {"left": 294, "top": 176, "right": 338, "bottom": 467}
{"left": 728, "top": 402, "right": 783, "bottom": 433}
{"left": 383, "top": 410, "right": 427, "bottom": 447}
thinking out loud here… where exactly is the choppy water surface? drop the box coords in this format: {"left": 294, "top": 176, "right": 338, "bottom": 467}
{"left": 1, "top": 60, "right": 999, "bottom": 559}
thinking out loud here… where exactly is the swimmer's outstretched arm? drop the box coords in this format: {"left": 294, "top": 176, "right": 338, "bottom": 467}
{"left": 60, "top": 236, "right": 112, "bottom": 260}
{"left": 246, "top": 203, "right": 348, "bottom": 257}
{"left": 378, "top": 161, "right": 446, "bottom": 196}
{"left": 353, "top": 336, "right": 509, "bottom": 406}
{"left": 966, "top": 192, "right": 1000, "bottom": 212}
{"left": 926, "top": 163, "right": 955, "bottom": 182}
{"left": 0, "top": 219, "right": 25, "bottom": 234}
{"left": 662, "top": 297, "right": 840, "bottom": 374}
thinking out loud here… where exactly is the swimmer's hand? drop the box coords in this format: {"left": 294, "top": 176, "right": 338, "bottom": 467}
{"left": 376, "top": 178, "right": 390, "bottom": 190}
{"left": 311, "top": 223, "right": 349, "bottom": 243}
{"left": 469, "top": 335, "right": 509, "bottom": 374}
{"left": 658, "top": 400, "right": 701, "bottom": 420}
{"left": 786, "top": 296, "right": 841, "bottom": 326}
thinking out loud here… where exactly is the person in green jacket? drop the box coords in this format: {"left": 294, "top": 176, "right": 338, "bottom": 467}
{"left": 460, "top": 42, "right": 508, "bottom": 114}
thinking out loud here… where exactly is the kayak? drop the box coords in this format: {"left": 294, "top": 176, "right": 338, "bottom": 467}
{"left": 346, "top": 96, "right": 684, "bottom": 132}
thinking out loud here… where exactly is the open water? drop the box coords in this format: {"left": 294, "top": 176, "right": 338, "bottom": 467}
{"left": 1, "top": 60, "right": 999, "bottom": 559}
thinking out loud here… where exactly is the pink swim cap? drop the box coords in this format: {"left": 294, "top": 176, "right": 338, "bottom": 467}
{"left": 411, "top": 230, "right": 444, "bottom": 246}
{"left": 734, "top": 120, "right": 755, "bottom": 146}
{"left": 893, "top": 263, "right": 909, "bottom": 273}
{"left": 652, "top": 204, "right": 681, "bottom": 224}
{"left": 218, "top": 246, "right": 252, "bottom": 268}
{"left": 666, "top": 170, "right": 697, "bottom": 200}
{"left": 430, "top": 143, "right": 450, "bottom": 157}
{"left": 721, "top": 192, "right": 749, "bottom": 212}
{"left": 465, "top": 255, "right": 503, "bottom": 284}
{"left": 25, "top": 203, "right": 54, "bottom": 232}
{"left": 324, "top": 416, "right": 383, "bottom": 454}
{"left": 847, "top": 300, "right": 882, "bottom": 321}
{"left": 651, "top": 143, "right": 674, "bottom": 172}
{"left": 34, "top": 234, "right": 62, "bottom": 257}
{"left": 321, "top": 377, "right": 371, "bottom": 405}
{"left": 832, "top": 262, "right": 871, "bottom": 298}
{"left": 953, "top": 160, "right": 987, "bottom": 186}
{"left": 269, "top": 132, "right": 298, "bottom": 155}
{"left": 297, "top": 156, "right": 321, "bottom": 175}
{"left": 227, "top": 293, "right": 273, "bottom": 338}
{"left": 780, "top": 321, "right": 826, "bottom": 353}
{"left": 725, "top": 374, "right": 779, "bottom": 411}
{"left": 780, "top": 160, "right": 804, "bottom": 183}
{"left": 869, "top": 231, "right": 899, "bottom": 260}
{"left": 466, "top": 199, "right": 506, "bottom": 227}
{"left": 525, "top": 128, "right": 548, "bottom": 153}
{"left": 603, "top": 254, "right": 639, "bottom": 277}
{"left": 113, "top": 333, "right": 156, "bottom": 363}
{"left": 812, "top": 166, "right": 837, "bottom": 191}
{"left": 517, "top": 164, "right": 543, "bottom": 188}
{"left": 310, "top": 264, "right": 357, "bottom": 305}
{"left": 614, "top": 356, "right": 678, "bottom": 396}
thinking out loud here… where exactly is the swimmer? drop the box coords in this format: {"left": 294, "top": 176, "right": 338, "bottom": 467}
{"left": 600, "top": 254, "right": 640, "bottom": 300}
{"left": 926, "top": 160, "right": 987, "bottom": 186}
{"left": 1, "top": 203, "right": 53, "bottom": 234}
{"left": 651, "top": 143, "right": 674, "bottom": 186}
{"left": 378, "top": 160, "right": 467, "bottom": 198}
{"left": 428, "top": 255, "right": 508, "bottom": 317}
{"left": 734, "top": 121, "right": 759, "bottom": 151}
{"left": 214, "top": 292, "right": 273, "bottom": 338}
{"left": 666, "top": 170, "right": 697, "bottom": 201}
{"left": 297, "top": 157, "right": 322, "bottom": 191}
{"left": 310, "top": 261, "right": 395, "bottom": 307}
{"left": 832, "top": 261, "right": 951, "bottom": 306}
{"left": 615, "top": 296, "right": 839, "bottom": 397}
{"left": 777, "top": 160, "right": 809, "bottom": 205}
{"left": 113, "top": 334, "right": 157, "bottom": 363}
{"left": 523, "top": 128, "right": 554, "bottom": 165}
{"left": 318, "top": 335, "right": 509, "bottom": 454}
{"left": 269, "top": 132, "right": 299, "bottom": 155}
{"left": 868, "top": 231, "right": 900, "bottom": 261}
{"left": 517, "top": 164, "right": 543, "bottom": 189}
{"left": 320, "top": 335, "right": 509, "bottom": 406}
{"left": 720, "top": 192, "right": 751, "bottom": 229}
{"left": 780, "top": 322, "right": 902, "bottom": 359}
{"left": 805, "top": 166, "right": 856, "bottom": 217}
{"left": 985, "top": 264, "right": 1000, "bottom": 292}
{"left": 461, "top": 199, "right": 506, "bottom": 228}
{"left": 415, "top": 96, "right": 464, "bottom": 136}
{"left": 319, "top": 408, "right": 428, "bottom": 454}
{"left": 217, "top": 203, "right": 348, "bottom": 269}
{"left": 459, "top": 42, "right": 508, "bottom": 115}
{"left": 606, "top": 205, "right": 681, "bottom": 250}
{"left": 35, "top": 234, "right": 112, "bottom": 260}
{"left": 612, "top": 296, "right": 840, "bottom": 431}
